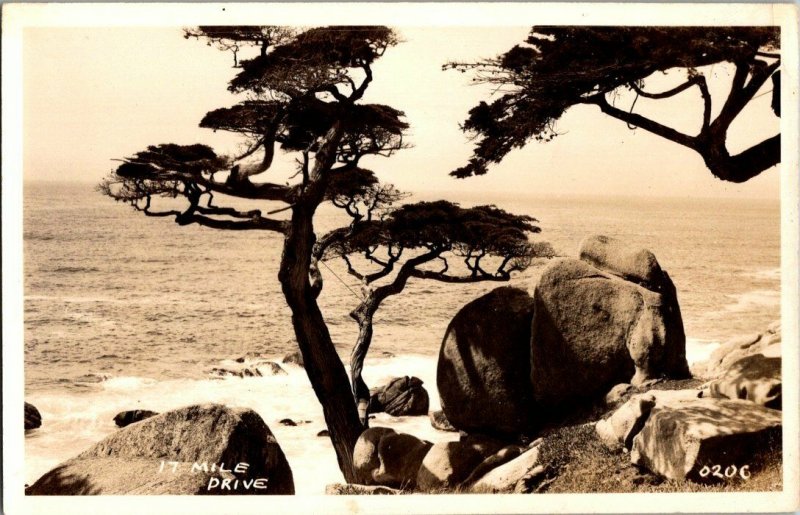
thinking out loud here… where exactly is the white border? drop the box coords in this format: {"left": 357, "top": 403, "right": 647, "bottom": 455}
{"left": 3, "top": 4, "right": 799, "bottom": 514}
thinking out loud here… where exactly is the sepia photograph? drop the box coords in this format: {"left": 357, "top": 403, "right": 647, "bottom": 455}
{"left": 3, "top": 3, "right": 798, "bottom": 514}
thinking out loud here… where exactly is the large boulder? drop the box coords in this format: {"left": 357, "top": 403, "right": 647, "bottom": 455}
{"left": 369, "top": 376, "right": 429, "bottom": 417}
{"left": 630, "top": 398, "right": 782, "bottom": 481}
{"left": 437, "top": 287, "right": 536, "bottom": 437}
{"left": 353, "top": 427, "right": 394, "bottom": 483}
{"left": 595, "top": 389, "right": 701, "bottom": 451}
{"left": 707, "top": 354, "right": 781, "bottom": 409}
{"left": 26, "top": 404, "right": 294, "bottom": 495}
{"left": 25, "top": 402, "right": 42, "bottom": 430}
{"left": 113, "top": 410, "right": 158, "bottom": 428}
{"left": 693, "top": 322, "right": 781, "bottom": 379}
{"left": 531, "top": 237, "right": 688, "bottom": 408}
{"left": 416, "top": 435, "right": 505, "bottom": 491}
{"left": 352, "top": 427, "right": 432, "bottom": 489}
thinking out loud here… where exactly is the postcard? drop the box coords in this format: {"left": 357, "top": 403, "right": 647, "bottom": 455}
{"left": 3, "top": 3, "right": 798, "bottom": 514}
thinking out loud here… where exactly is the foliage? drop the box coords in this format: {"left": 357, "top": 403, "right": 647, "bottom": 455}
{"left": 448, "top": 27, "right": 781, "bottom": 183}
{"left": 103, "top": 26, "right": 408, "bottom": 226}
{"left": 323, "top": 198, "right": 553, "bottom": 283}
{"left": 101, "top": 25, "right": 555, "bottom": 474}
{"left": 200, "top": 99, "right": 408, "bottom": 165}
{"left": 228, "top": 26, "right": 397, "bottom": 95}
{"left": 184, "top": 26, "right": 296, "bottom": 67}
{"left": 102, "top": 26, "right": 413, "bottom": 482}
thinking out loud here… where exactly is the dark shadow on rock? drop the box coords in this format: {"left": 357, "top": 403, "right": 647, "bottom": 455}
{"left": 437, "top": 287, "right": 536, "bottom": 439}
{"left": 25, "top": 465, "right": 101, "bottom": 495}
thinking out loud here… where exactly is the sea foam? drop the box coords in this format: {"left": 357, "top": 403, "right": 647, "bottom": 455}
{"left": 24, "top": 353, "right": 456, "bottom": 494}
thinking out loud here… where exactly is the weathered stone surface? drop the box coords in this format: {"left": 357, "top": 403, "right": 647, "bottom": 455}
{"left": 596, "top": 395, "right": 656, "bottom": 451}
{"left": 375, "top": 432, "right": 433, "bottom": 488}
{"left": 27, "top": 458, "right": 234, "bottom": 495}
{"left": 429, "top": 410, "right": 457, "bottom": 432}
{"left": 530, "top": 255, "right": 688, "bottom": 408}
{"left": 26, "top": 404, "right": 294, "bottom": 495}
{"left": 282, "top": 350, "right": 304, "bottom": 368}
{"left": 630, "top": 398, "right": 782, "bottom": 481}
{"left": 352, "top": 427, "right": 432, "bottom": 489}
{"left": 469, "top": 442, "right": 544, "bottom": 493}
{"left": 369, "top": 376, "right": 429, "bottom": 417}
{"left": 707, "top": 354, "right": 781, "bottom": 409}
{"left": 325, "top": 483, "right": 400, "bottom": 495}
{"left": 578, "top": 234, "right": 664, "bottom": 289}
{"left": 605, "top": 383, "right": 634, "bottom": 408}
{"left": 416, "top": 435, "right": 505, "bottom": 491}
{"left": 693, "top": 322, "right": 781, "bottom": 379}
{"left": 437, "top": 287, "right": 536, "bottom": 437}
{"left": 354, "top": 427, "right": 394, "bottom": 483}
{"left": 596, "top": 389, "right": 702, "bottom": 451}
{"left": 113, "top": 410, "right": 158, "bottom": 428}
{"left": 461, "top": 444, "right": 525, "bottom": 488}
{"left": 25, "top": 402, "right": 42, "bottom": 430}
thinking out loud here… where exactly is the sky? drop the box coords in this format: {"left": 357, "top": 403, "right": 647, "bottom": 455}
{"left": 22, "top": 26, "right": 781, "bottom": 199}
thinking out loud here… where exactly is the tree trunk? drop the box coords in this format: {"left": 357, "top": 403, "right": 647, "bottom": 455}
{"left": 278, "top": 203, "right": 363, "bottom": 483}
{"left": 350, "top": 303, "right": 375, "bottom": 427}
{"left": 346, "top": 250, "right": 442, "bottom": 427}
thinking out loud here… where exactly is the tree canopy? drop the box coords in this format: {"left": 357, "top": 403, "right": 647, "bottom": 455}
{"left": 448, "top": 27, "right": 781, "bottom": 183}
{"left": 323, "top": 200, "right": 553, "bottom": 283}
{"left": 101, "top": 26, "right": 410, "bottom": 481}
{"left": 100, "top": 25, "right": 554, "bottom": 479}
{"left": 103, "top": 26, "right": 407, "bottom": 224}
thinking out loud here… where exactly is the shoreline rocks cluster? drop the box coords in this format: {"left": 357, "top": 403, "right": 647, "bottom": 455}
{"left": 25, "top": 235, "right": 781, "bottom": 495}
{"left": 352, "top": 426, "right": 544, "bottom": 493}
{"left": 340, "top": 235, "right": 780, "bottom": 493}
{"left": 209, "top": 359, "right": 287, "bottom": 379}
{"left": 438, "top": 235, "right": 690, "bottom": 439}
{"left": 594, "top": 320, "right": 783, "bottom": 484}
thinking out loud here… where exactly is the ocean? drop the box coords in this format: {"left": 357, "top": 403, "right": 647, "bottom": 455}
{"left": 21, "top": 181, "right": 781, "bottom": 492}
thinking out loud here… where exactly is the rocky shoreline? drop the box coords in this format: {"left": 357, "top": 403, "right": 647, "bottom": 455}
{"left": 25, "top": 236, "right": 783, "bottom": 496}
{"left": 24, "top": 323, "right": 782, "bottom": 496}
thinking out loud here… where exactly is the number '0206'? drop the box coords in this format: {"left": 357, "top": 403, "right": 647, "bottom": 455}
{"left": 698, "top": 464, "right": 751, "bottom": 480}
